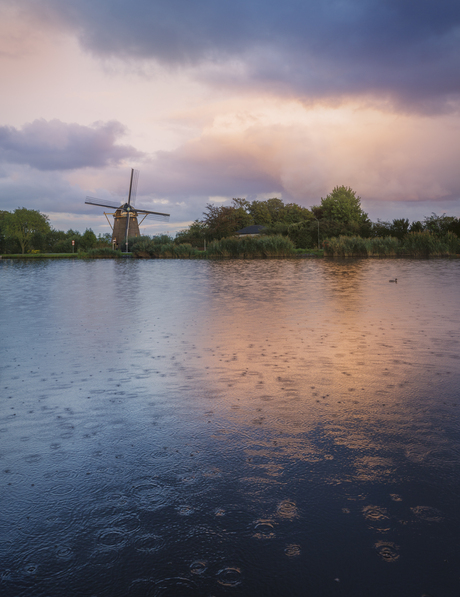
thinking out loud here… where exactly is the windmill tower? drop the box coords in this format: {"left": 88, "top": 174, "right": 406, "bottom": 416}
{"left": 85, "top": 169, "right": 170, "bottom": 251}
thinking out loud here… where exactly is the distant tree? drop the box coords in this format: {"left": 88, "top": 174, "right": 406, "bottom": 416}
{"left": 202, "top": 200, "right": 253, "bottom": 240}
{"left": 80, "top": 228, "right": 98, "bottom": 250}
{"left": 3, "top": 208, "right": 51, "bottom": 254}
{"left": 249, "top": 198, "right": 312, "bottom": 226}
{"left": 389, "top": 218, "right": 410, "bottom": 240}
{"left": 409, "top": 220, "right": 424, "bottom": 233}
{"left": 175, "top": 220, "right": 208, "bottom": 247}
{"left": 422, "top": 213, "right": 456, "bottom": 237}
{"left": 372, "top": 219, "right": 392, "bottom": 238}
{"left": 314, "top": 186, "right": 369, "bottom": 225}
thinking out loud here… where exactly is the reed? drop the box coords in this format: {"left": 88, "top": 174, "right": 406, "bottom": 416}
{"left": 400, "top": 231, "right": 459, "bottom": 256}
{"left": 83, "top": 248, "right": 122, "bottom": 258}
{"left": 323, "top": 235, "right": 399, "bottom": 256}
{"left": 206, "top": 235, "right": 295, "bottom": 258}
{"left": 131, "top": 239, "right": 200, "bottom": 258}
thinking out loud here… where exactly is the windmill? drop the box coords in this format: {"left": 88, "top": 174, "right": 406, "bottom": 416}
{"left": 85, "top": 169, "right": 170, "bottom": 251}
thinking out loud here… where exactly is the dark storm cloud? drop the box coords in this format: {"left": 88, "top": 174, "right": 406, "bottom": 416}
{"left": 0, "top": 119, "right": 143, "bottom": 170}
{"left": 31, "top": 0, "right": 460, "bottom": 108}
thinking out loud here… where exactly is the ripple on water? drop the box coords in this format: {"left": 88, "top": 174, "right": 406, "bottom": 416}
{"left": 49, "top": 482, "right": 76, "bottom": 497}
{"left": 190, "top": 560, "right": 207, "bottom": 575}
{"left": 128, "top": 579, "right": 155, "bottom": 596}
{"left": 56, "top": 545, "right": 74, "bottom": 560}
{"left": 362, "top": 505, "right": 391, "bottom": 531}
{"left": 216, "top": 567, "right": 243, "bottom": 587}
{"left": 374, "top": 541, "right": 400, "bottom": 562}
{"left": 284, "top": 544, "right": 301, "bottom": 557}
{"left": 252, "top": 520, "right": 276, "bottom": 540}
{"left": 410, "top": 506, "right": 444, "bottom": 522}
{"left": 154, "top": 577, "right": 199, "bottom": 596}
{"left": 96, "top": 527, "right": 128, "bottom": 549}
{"left": 134, "top": 534, "right": 165, "bottom": 554}
{"left": 177, "top": 505, "right": 195, "bottom": 516}
{"left": 276, "top": 500, "right": 298, "bottom": 519}
{"left": 130, "top": 478, "right": 171, "bottom": 511}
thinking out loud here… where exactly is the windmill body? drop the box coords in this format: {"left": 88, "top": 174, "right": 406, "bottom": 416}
{"left": 85, "top": 169, "right": 170, "bottom": 251}
{"left": 112, "top": 208, "right": 140, "bottom": 247}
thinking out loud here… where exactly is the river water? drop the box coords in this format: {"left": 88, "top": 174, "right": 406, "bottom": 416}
{"left": 1, "top": 258, "right": 460, "bottom": 596}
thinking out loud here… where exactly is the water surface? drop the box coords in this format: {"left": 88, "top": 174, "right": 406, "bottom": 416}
{"left": 1, "top": 258, "right": 460, "bottom": 596}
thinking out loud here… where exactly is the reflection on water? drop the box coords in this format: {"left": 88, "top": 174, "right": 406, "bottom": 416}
{"left": 1, "top": 258, "right": 460, "bottom": 596}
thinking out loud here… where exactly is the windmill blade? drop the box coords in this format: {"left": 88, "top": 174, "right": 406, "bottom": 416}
{"left": 141, "top": 213, "right": 170, "bottom": 222}
{"left": 135, "top": 208, "right": 170, "bottom": 218}
{"left": 85, "top": 197, "right": 121, "bottom": 210}
{"left": 128, "top": 169, "right": 140, "bottom": 207}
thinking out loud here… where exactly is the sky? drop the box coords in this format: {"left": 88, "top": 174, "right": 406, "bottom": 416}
{"left": 1, "top": 0, "right": 460, "bottom": 237}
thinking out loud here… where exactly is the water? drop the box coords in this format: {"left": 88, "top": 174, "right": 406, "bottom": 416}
{"left": 1, "top": 258, "right": 459, "bottom": 596}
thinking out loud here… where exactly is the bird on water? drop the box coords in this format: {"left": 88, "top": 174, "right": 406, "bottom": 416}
{"left": 389, "top": 278, "right": 398, "bottom": 283}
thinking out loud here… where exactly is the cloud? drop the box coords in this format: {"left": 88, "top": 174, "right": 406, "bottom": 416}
{"left": 0, "top": 119, "right": 143, "bottom": 170}
{"left": 138, "top": 103, "right": 460, "bottom": 212}
{"left": 14, "top": 0, "right": 460, "bottom": 110}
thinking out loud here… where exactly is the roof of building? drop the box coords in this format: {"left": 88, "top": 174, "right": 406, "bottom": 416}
{"left": 236, "top": 225, "right": 266, "bottom": 235}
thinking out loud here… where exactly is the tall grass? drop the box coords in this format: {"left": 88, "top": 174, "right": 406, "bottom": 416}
{"left": 323, "top": 232, "right": 460, "bottom": 257}
{"left": 323, "top": 236, "right": 399, "bottom": 257}
{"left": 131, "top": 239, "right": 200, "bottom": 258}
{"left": 206, "top": 235, "right": 295, "bottom": 258}
{"left": 400, "top": 231, "right": 459, "bottom": 256}
{"left": 82, "top": 248, "right": 122, "bottom": 258}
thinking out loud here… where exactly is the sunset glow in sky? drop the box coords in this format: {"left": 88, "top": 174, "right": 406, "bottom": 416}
{"left": 1, "top": 0, "right": 459, "bottom": 235}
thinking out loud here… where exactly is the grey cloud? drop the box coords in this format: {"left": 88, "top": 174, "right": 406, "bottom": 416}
{"left": 22, "top": 0, "right": 460, "bottom": 110}
{"left": 0, "top": 119, "right": 144, "bottom": 170}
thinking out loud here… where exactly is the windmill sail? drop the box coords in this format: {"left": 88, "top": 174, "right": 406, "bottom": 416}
{"left": 128, "top": 169, "right": 139, "bottom": 206}
{"left": 85, "top": 197, "right": 121, "bottom": 210}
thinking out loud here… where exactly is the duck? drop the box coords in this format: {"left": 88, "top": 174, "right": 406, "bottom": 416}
{"left": 389, "top": 278, "right": 397, "bottom": 283}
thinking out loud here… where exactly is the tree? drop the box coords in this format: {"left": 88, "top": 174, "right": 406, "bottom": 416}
{"left": 422, "top": 213, "right": 456, "bottom": 237}
{"left": 3, "top": 208, "right": 51, "bottom": 254}
{"left": 315, "top": 186, "right": 369, "bottom": 225}
{"left": 175, "top": 220, "right": 207, "bottom": 247}
{"left": 202, "top": 199, "right": 253, "bottom": 240}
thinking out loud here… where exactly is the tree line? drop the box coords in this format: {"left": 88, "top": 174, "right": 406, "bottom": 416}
{"left": 1, "top": 186, "right": 459, "bottom": 254}
{"left": 175, "top": 186, "right": 460, "bottom": 250}
{"left": 0, "top": 208, "right": 111, "bottom": 254}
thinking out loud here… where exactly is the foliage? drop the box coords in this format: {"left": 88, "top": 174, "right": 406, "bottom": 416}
{"left": 2, "top": 208, "right": 51, "bottom": 254}
{"left": 314, "top": 186, "right": 369, "bottom": 225}
{"left": 174, "top": 220, "right": 207, "bottom": 247}
{"left": 202, "top": 200, "right": 253, "bottom": 240}
{"left": 206, "top": 235, "right": 295, "bottom": 258}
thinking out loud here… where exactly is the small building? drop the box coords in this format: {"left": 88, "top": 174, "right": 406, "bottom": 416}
{"left": 235, "top": 225, "right": 265, "bottom": 237}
